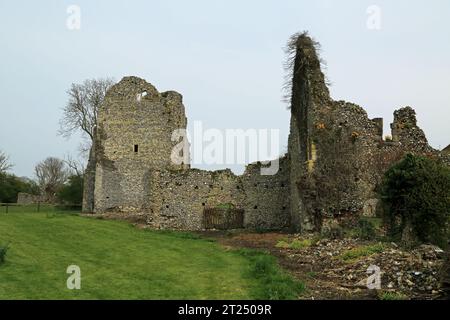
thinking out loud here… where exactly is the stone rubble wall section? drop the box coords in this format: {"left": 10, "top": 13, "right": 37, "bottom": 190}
{"left": 84, "top": 36, "right": 449, "bottom": 232}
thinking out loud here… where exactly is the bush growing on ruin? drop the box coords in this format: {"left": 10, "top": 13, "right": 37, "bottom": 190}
{"left": 380, "top": 154, "right": 450, "bottom": 248}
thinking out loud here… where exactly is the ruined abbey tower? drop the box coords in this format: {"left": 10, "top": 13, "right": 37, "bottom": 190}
{"left": 83, "top": 33, "right": 449, "bottom": 232}
{"left": 83, "top": 77, "right": 189, "bottom": 214}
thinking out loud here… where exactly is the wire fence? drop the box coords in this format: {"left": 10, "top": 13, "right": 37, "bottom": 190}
{"left": 0, "top": 203, "right": 82, "bottom": 214}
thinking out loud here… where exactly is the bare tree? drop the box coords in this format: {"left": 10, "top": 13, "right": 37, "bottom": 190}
{"left": 0, "top": 150, "right": 13, "bottom": 173}
{"left": 64, "top": 154, "right": 86, "bottom": 178}
{"left": 59, "top": 78, "right": 115, "bottom": 142}
{"left": 35, "top": 157, "right": 70, "bottom": 202}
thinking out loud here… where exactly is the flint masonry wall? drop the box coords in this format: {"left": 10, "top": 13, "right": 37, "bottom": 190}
{"left": 93, "top": 77, "right": 189, "bottom": 213}
{"left": 17, "top": 192, "right": 42, "bottom": 205}
{"left": 85, "top": 34, "right": 448, "bottom": 233}
{"left": 145, "top": 161, "right": 291, "bottom": 231}
{"left": 146, "top": 169, "right": 244, "bottom": 230}
{"left": 286, "top": 33, "right": 443, "bottom": 232}
{"left": 87, "top": 76, "right": 288, "bottom": 231}
{"left": 241, "top": 157, "right": 291, "bottom": 230}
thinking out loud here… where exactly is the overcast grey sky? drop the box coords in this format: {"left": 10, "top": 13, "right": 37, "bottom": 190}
{"left": 1, "top": 0, "right": 449, "bottom": 177}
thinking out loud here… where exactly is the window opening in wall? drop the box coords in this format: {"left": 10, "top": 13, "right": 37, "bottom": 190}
{"left": 134, "top": 144, "right": 139, "bottom": 153}
{"left": 136, "top": 91, "right": 148, "bottom": 102}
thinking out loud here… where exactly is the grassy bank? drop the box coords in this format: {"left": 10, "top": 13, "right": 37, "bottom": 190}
{"left": 0, "top": 211, "right": 303, "bottom": 300}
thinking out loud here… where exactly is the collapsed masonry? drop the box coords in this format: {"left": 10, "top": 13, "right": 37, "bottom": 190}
{"left": 82, "top": 33, "right": 449, "bottom": 232}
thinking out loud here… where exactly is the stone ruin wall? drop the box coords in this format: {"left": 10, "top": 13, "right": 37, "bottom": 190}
{"left": 85, "top": 76, "right": 290, "bottom": 231}
{"left": 287, "top": 33, "right": 446, "bottom": 233}
{"left": 241, "top": 156, "right": 291, "bottom": 230}
{"left": 141, "top": 160, "right": 291, "bottom": 231}
{"left": 146, "top": 169, "right": 244, "bottom": 230}
{"left": 83, "top": 34, "right": 449, "bottom": 233}
{"left": 91, "top": 77, "right": 189, "bottom": 214}
{"left": 17, "top": 192, "right": 42, "bottom": 205}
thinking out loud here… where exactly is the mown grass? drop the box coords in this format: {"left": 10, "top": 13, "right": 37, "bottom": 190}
{"left": 0, "top": 242, "right": 9, "bottom": 264}
{"left": 0, "top": 211, "right": 303, "bottom": 300}
{"left": 338, "top": 243, "right": 386, "bottom": 263}
{"left": 238, "top": 249, "right": 306, "bottom": 299}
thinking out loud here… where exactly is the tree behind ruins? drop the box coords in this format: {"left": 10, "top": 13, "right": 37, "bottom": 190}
{"left": 59, "top": 78, "right": 115, "bottom": 154}
{"left": 34, "top": 157, "right": 70, "bottom": 203}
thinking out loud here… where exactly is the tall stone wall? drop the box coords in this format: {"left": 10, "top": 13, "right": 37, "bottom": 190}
{"left": 144, "top": 162, "right": 291, "bottom": 231}
{"left": 286, "top": 33, "right": 443, "bottom": 232}
{"left": 82, "top": 139, "right": 96, "bottom": 213}
{"left": 241, "top": 157, "right": 291, "bottom": 230}
{"left": 93, "top": 76, "right": 189, "bottom": 213}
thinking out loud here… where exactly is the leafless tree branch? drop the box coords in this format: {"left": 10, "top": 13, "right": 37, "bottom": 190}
{"left": 0, "top": 150, "right": 13, "bottom": 173}
{"left": 59, "top": 78, "right": 115, "bottom": 142}
{"left": 64, "top": 154, "right": 86, "bottom": 178}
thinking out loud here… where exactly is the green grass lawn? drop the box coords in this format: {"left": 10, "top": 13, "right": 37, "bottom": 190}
{"left": 0, "top": 210, "right": 303, "bottom": 300}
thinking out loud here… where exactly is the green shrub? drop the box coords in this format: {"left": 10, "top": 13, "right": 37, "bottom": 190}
{"left": 356, "top": 219, "right": 377, "bottom": 240}
{"left": 57, "top": 175, "right": 83, "bottom": 205}
{"left": 0, "top": 243, "right": 10, "bottom": 265}
{"left": 380, "top": 154, "right": 450, "bottom": 248}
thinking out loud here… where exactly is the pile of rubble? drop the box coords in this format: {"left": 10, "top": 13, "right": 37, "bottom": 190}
{"left": 282, "top": 238, "right": 445, "bottom": 299}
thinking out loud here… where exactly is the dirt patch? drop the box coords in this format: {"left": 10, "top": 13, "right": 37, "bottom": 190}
{"left": 198, "top": 231, "right": 445, "bottom": 300}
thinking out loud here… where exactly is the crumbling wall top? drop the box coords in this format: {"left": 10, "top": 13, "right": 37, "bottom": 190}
{"left": 443, "top": 145, "right": 450, "bottom": 154}
{"left": 393, "top": 106, "right": 418, "bottom": 126}
{"left": 106, "top": 76, "right": 161, "bottom": 100}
